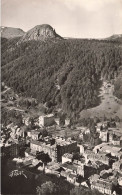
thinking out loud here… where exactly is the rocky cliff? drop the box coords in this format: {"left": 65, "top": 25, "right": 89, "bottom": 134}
{"left": 20, "top": 24, "right": 62, "bottom": 42}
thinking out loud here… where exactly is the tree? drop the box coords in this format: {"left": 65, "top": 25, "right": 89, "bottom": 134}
{"left": 70, "top": 187, "right": 102, "bottom": 195}
{"left": 36, "top": 181, "right": 57, "bottom": 195}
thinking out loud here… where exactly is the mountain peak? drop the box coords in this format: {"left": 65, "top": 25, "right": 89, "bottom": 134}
{"left": 20, "top": 24, "right": 62, "bottom": 42}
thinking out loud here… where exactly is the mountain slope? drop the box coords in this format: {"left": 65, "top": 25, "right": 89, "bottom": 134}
{"left": 1, "top": 26, "right": 122, "bottom": 119}
{"left": 1, "top": 26, "right": 25, "bottom": 39}
{"left": 19, "top": 24, "right": 62, "bottom": 42}
{"left": 106, "top": 34, "right": 122, "bottom": 42}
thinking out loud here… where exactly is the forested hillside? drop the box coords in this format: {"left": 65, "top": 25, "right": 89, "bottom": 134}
{"left": 1, "top": 37, "right": 122, "bottom": 118}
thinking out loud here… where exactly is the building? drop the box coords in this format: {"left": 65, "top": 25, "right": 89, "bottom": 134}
{"left": 84, "top": 150, "right": 109, "bottom": 165}
{"left": 30, "top": 139, "right": 57, "bottom": 162}
{"left": 39, "top": 114, "right": 54, "bottom": 127}
{"left": 23, "top": 117, "right": 33, "bottom": 126}
{"left": 89, "top": 174, "right": 100, "bottom": 184}
{"left": 118, "top": 177, "right": 122, "bottom": 186}
{"left": 62, "top": 153, "right": 73, "bottom": 164}
{"left": 79, "top": 133, "right": 83, "bottom": 140}
{"left": 54, "top": 118, "right": 60, "bottom": 126}
{"left": 84, "top": 128, "right": 90, "bottom": 134}
{"left": 112, "top": 160, "right": 122, "bottom": 172}
{"left": 99, "top": 130, "right": 108, "bottom": 142}
{"left": 93, "top": 143, "right": 122, "bottom": 159}
{"left": 56, "top": 138, "right": 77, "bottom": 162}
{"left": 30, "top": 137, "right": 77, "bottom": 162}
{"left": 96, "top": 121, "right": 108, "bottom": 132}
{"left": 108, "top": 131, "right": 113, "bottom": 142}
{"left": 108, "top": 130, "right": 121, "bottom": 145}
{"left": 1, "top": 145, "right": 11, "bottom": 157}
{"left": 45, "top": 162, "right": 61, "bottom": 176}
{"left": 1, "top": 143, "right": 20, "bottom": 157}
{"left": 96, "top": 123, "right": 103, "bottom": 132}
{"left": 112, "top": 134, "right": 121, "bottom": 146}
{"left": 78, "top": 144, "right": 85, "bottom": 155}
{"left": 31, "top": 130, "right": 42, "bottom": 140}
{"left": 10, "top": 143, "right": 20, "bottom": 157}
{"left": 61, "top": 162, "right": 84, "bottom": 177}
{"left": 65, "top": 118, "right": 70, "bottom": 126}
{"left": 91, "top": 179, "right": 113, "bottom": 195}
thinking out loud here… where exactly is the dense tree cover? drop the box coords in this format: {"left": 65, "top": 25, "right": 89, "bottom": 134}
{"left": 1, "top": 107, "right": 23, "bottom": 126}
{"left": 114, "top": 67, "right": 122, "bottom": 99}
{"left": 36, "top": 152, "right": 51, "bottom": 164}
{"left": 1, "top": 38, "right": 122, "bottom": 117}
{"left": 17, "top": 97, "right": 38, "bottom": 108}
{"left": 36, "top": 182, "right": 103, "bottom": 195}
{"left": 36, "top": 177, "right": 73, "bottom": 195}
{"left": 36, "top": 181, "right": 58, "bottom": 195}
{"left": 70, "top": 187, "right": 102, "bottom": 195}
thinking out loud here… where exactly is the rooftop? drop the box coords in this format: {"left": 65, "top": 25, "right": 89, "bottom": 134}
{"left": 92, "top": 179, "right": 112, "bottom": 189}
{"left": 62, "top": 162, "right": 77, "bottom": 172}
{"left": 40, "top": 114, "right": 54, "bottom": 118}
{"left": 62, "top": 153, "right": 73, "bottom": 159}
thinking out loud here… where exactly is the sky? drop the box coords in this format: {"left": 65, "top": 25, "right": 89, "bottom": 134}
{"left": 1, "top": 0, "right": 122, "bottom": 38}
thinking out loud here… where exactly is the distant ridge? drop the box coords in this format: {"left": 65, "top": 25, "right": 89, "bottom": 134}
{"left": 1, "top": 26, "right": 25, "bottom": 39}
{"left": 106, "top": 34, "right": 122, "bottom": 42}
{"left": 19, "top": 24, "right": 62, "bottom": 42}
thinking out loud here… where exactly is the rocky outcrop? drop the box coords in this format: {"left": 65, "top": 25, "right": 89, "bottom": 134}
{"left": 20, "top": 24, "right": 62, "bottom": 42}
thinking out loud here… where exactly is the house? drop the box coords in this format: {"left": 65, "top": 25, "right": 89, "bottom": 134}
{"left": 96, "top": 123, "right": 102, "bottom": 132}
{"left": 80, "top": 181, "right": 89, "bottom": 188}
{"left": 96, "top": 122, "right": 108, "bottom": 132}
{"left": 60, "top": 170, "right": 71, "bottom": 178}
{"left": 112, "top": 160, "right": 122, "bottom": 172}
{"left": 26, "top": 130, "right": 42, "bottom": 140}
{"left": 93, "top": 143, "right": 122, "bottom": 159}
{"left": 25, "top": 147, "right": 33, "bottom": 157}
{"left": 61, "top": 162, "right": 84, "bottom": 177}
{"left": 39, "top": 114, "right": 54, "bottom": 127}
{"left": 45, "top": 162, "right": 61, "bottom": 176}
{"left": 84, "top": 150, "right": 109, "bottom": 165}
{"left": 79, "top": 133, "right": 83, "bottom": 140}
{"left": 91, "top": 179, "right": 113, "bottom": 195}
{"left": 112, "top": 134, "right": 121, "bottom": 146}
{"left": 118, "top": 177, "right": 122, "bottom": 186}
{"left": 73, "top": 159, "right": 85, "bottom": 166}
{"left": 99, "top": 130, "right": 109, "bottom": 142}
{"left": 89, "top": 174, "right": 100, "bottom": 184}
{"left": 108, "top": 131, "right": 113, "bottom": 142}
{"left": 62, "top": 153, "right": 73, "bottom": 164}
{"left": 84, "top": 128, "right": 90, "bottom": 134}
{"left": 31, "top": 130, "right": 42, "bottom": 140}
{"left": 54, "top": 118, "right": 60, "bottom": 126}
{"left": 65, "top": 118, "right": 70, "bottom": 126}
{"left": 27, "top": 130, "right": 32, "bottom": 137}
{"left": 78, "top": 144, "right": 85, "bottom": 154}
{"left": 61, "top": 162, "right": 77, "bottom": 175}
{"left": 23, "top": 117, "right": 33, "bottom": 126}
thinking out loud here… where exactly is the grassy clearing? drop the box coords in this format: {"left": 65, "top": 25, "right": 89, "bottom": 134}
{"left": 80, "top": 81, "right": 122, "bottom": 120}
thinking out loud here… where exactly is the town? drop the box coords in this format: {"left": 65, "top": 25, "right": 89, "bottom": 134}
{"left": 1, "top": 112, "right": 122, "bottom": 195}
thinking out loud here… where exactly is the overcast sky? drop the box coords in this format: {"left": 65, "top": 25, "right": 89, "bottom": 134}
{"left": 1, "top": 0, "right": 122, "bottom": 38}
